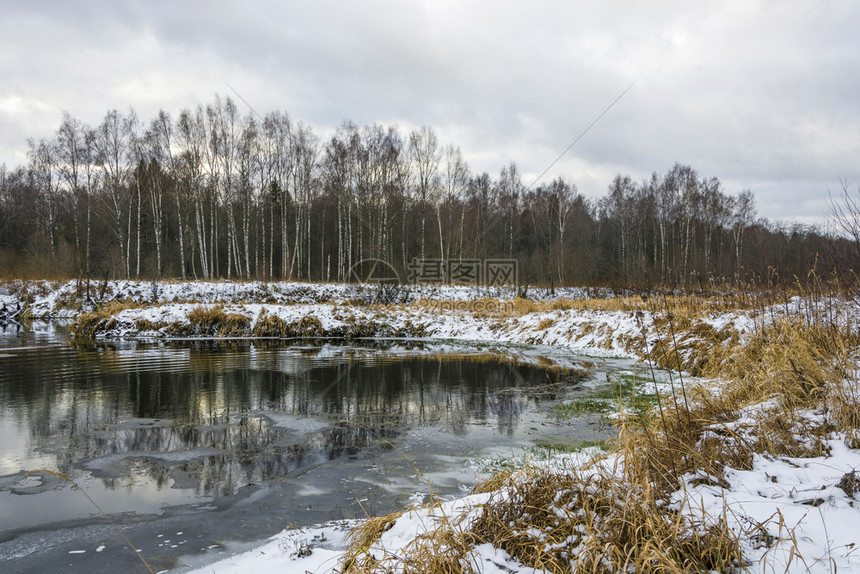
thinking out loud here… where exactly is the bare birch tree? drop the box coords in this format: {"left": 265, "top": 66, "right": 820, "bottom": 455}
{"left": 56, "top": 113, "right": 87, "bottom": 275}
{"left": 409, "top": 126, "right": 440, "bottom": 260}
{"left": 95, "top": 109, "right": 135, "bottom": 277}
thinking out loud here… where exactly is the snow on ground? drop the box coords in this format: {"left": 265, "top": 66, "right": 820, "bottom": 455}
{"left": 177, "top": 522, "right": 356, "bottom": 574}
{"left": 699, "top": 311, "right": 758, "bottom": 338}
{"left": 97, "top": 301, "right": 652, "bottom": 359}
{"left": 178, "top": 451, "right": 605, "bottom": 574}
{"left": 180, "top": 430, "right": 860, "bottom": 574}
{"left": 7, "top": 277, "right": 658, "bottom": 358}
{"left": 5, "top": 280, "right": 860, "bottom": 572}
{"left": 1, "top": 280, "right": 603, "bottom": 317}
{"left": 5, "top": 280, "right": 856, "bottom": 348}
{"left": 176, "top": 493, "right": 544, "bottom": 574}
{"left": 63, "top": 285, "right": 663, "bottom": 358}
{"left": 676, "top": 436, "right": 860, "bottom": 574}
{"left": 0, "top": 280, "right": 609, "bottom": 318}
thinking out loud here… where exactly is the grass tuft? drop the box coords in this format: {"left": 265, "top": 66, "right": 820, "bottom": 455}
{"left": 467, "top": 422, "right": 744, "bottom": 573}
{"left": 182, "top": 305, "right": 251, "bottom": 336}
{"left": 251, "top": 309, "right": 291, "bottom": 337}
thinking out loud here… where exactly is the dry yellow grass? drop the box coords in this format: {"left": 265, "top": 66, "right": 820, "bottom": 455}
{"left": 185, "top": 305, "right": 251, "bottom": 336}
{"left": 343, "top": 511, "right": 404, "bottom": 571}
{"left": 470, "top": 452, "right": 742, "bottom": 573}
{"left": 409, "top": 289, "right": 785, "bottom": 325}
{"left": 342, "top": 504, "right": 483, "bottom": 574}
{"left": 627, "top": 286, "right": 860, "bottom": 504}
{"left": 342, "top": 429, "right": 744, "bottom": 574}
{"left": 70, "top": 299, "right": 141, "bottom": 338}
{"left": 251, "top": 309, "right": 291, "bottom": 337}
{"left": 345, "top": 282, "right": 860, "bottom": 573}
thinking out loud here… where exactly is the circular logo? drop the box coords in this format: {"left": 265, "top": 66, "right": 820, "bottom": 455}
{"left": 347, "top": 258, "right": 401, "bottom": 285}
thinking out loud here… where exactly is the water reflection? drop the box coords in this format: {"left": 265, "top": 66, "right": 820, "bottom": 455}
{"left": 0, "top": 339, "right": 586, "bottom": 514}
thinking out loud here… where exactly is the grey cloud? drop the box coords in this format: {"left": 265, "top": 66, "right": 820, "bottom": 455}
{"left": 2, "top": 1, "right": 859, "bottom": 224}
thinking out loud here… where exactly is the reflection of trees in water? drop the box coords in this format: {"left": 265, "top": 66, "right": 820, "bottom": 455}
{"left": 486, "top": 390, "right": 529, "bottom": 436}
{"left": 3, "top": 344, "right": 581, "bottom": 494}
{"left": 51, "top": 415, "right": 404, "bottom": 496}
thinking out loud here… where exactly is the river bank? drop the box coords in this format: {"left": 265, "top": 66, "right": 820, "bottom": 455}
{"left": 3, "top": 279, "right": 859, "bottom": 573}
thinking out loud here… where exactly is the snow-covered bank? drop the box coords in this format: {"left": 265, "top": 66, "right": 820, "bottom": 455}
{"left": 5, "top": 280, "right": 848, "bottom": 364}
{"left": 75, "top": 300, "right": 665, "bottom": 359}
{"left": 180, "top": 432, "right": 860, "bottom": 574}
{"left": 0, "top": 279, "right": 764, "bottom": 362}
{"left": 0, "top": 279, "right": 609, "bottom": 319}
{"left": 677, "top": 436, "right": 860, "bottom": 572}
{"left": 1, "top": 279, "right": 659, "bottom": 356}
{"left": 5, "top": 279, "right": 860, "bottom": 573}
{"left": 178, "top": 449, "right": 607, "bottom": 574}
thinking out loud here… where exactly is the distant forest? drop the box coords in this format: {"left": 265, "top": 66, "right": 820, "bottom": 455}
{"left": 0, "top": 95, "right": 853, "bottom": 288}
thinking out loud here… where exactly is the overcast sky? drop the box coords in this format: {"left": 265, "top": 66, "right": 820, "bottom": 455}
{"left": 2, "top": 1, "right": 858, "bottom": 226}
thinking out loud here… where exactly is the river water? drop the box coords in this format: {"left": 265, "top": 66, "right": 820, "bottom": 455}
{"left": 0, "top": 323, "right": 613, "bottom": 573}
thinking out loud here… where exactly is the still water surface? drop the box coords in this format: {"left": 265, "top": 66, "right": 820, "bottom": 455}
{"left": 0, "top": 323, "right": 609, "bottom": 573}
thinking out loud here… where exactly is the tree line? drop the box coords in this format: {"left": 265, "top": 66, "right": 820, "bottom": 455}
{"left": 0, "top": 95, "right": 851, "bottom": 288}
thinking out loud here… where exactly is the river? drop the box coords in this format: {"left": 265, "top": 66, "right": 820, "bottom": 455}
{"left": 0, "top": 322, "right": 615, "bottom": 573}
